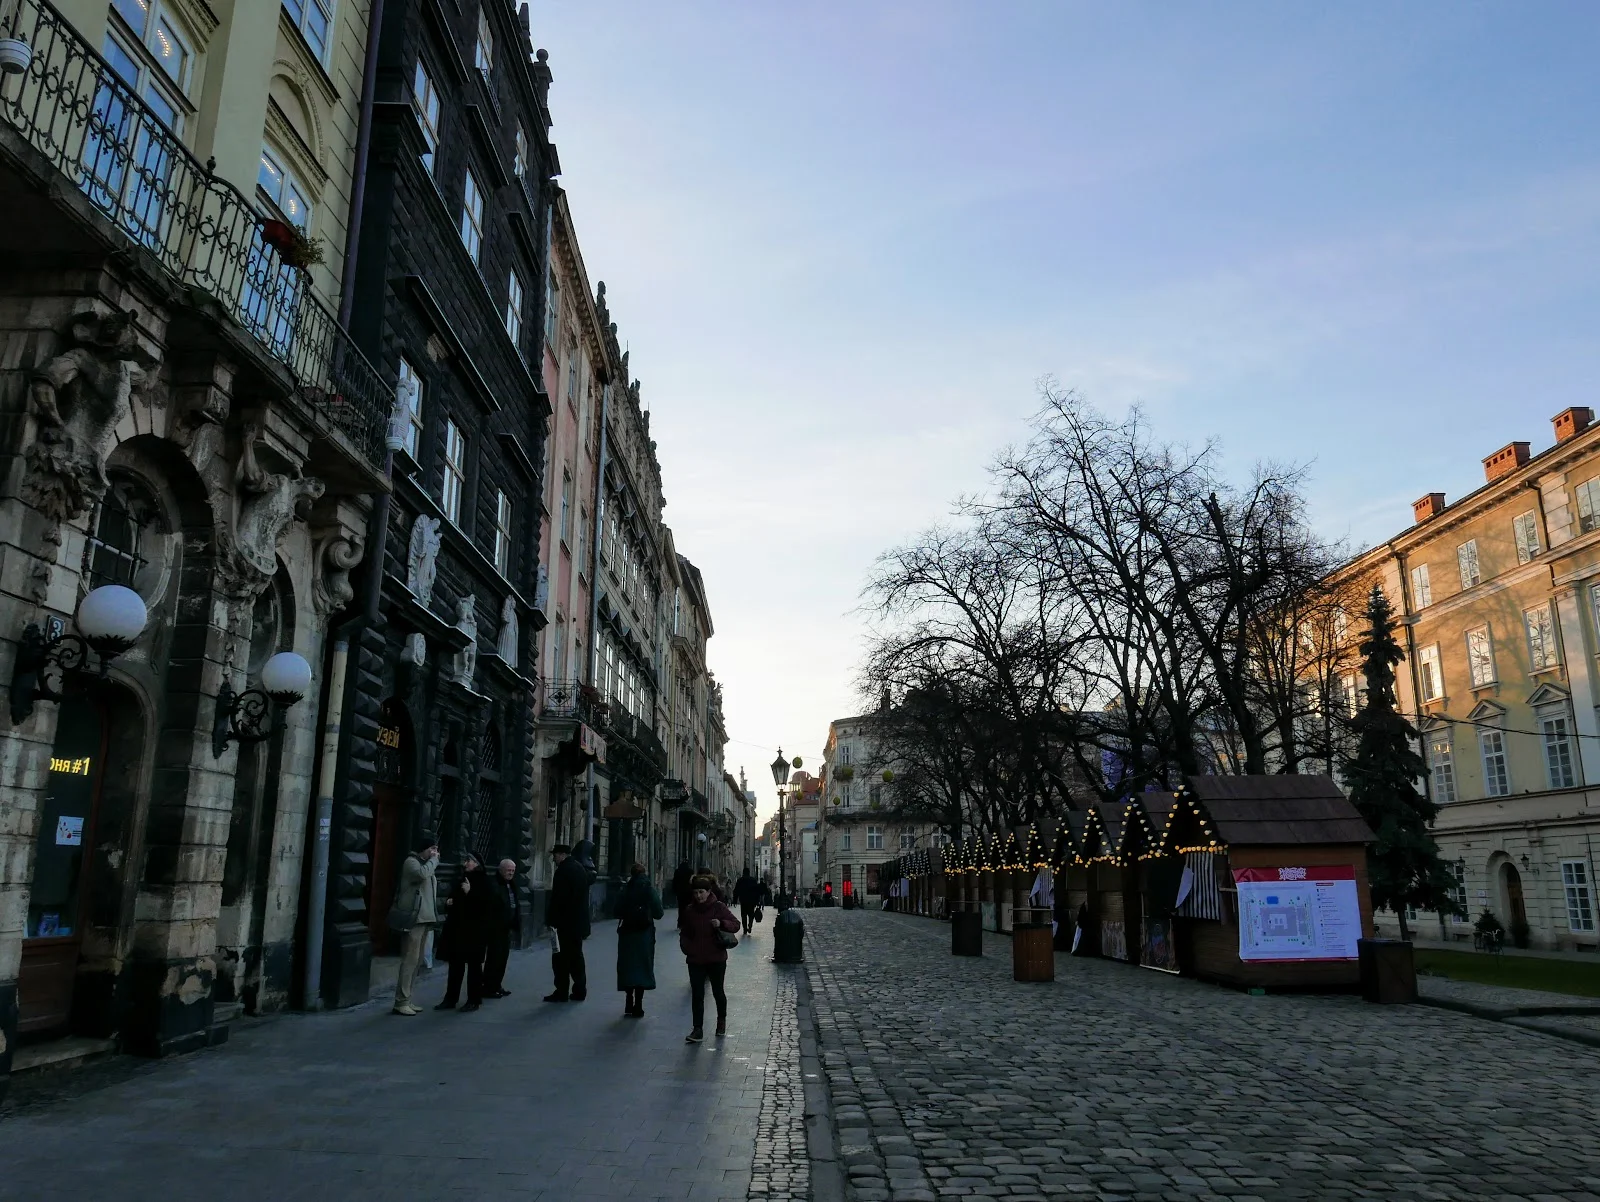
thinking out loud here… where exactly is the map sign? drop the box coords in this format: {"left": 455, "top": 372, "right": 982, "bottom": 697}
{"left": 1234, "top": 865, "right": 1362, "bottom": 962}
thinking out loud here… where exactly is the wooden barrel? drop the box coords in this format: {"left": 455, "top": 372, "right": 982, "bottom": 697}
{"left": 1012, "top": 923, "right": 1055, "bottom": 982}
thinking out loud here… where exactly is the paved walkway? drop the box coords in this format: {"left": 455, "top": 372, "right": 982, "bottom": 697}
{"left": 0, "top": 922, "right": 804, "bottom": 1202}
{"left": 803, "top": 909, "right": 1600, "bottom": 1202}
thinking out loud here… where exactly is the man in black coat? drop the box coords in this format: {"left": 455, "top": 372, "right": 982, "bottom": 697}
{"left": 437, "top": 851, "right": 494, "bottom": 1011}
{"left": 733, "top": 869, "right": 761, "bottom": 934}
{"left": 544, "top": 844, "right": 592, "bottom": 1002}
{"left": 483, "top": 858, "right": 521, "bottom": 998}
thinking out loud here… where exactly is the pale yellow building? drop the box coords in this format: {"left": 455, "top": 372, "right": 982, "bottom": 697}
{"left": 1335, "top": 406, "right": 1600, "bottom": 950}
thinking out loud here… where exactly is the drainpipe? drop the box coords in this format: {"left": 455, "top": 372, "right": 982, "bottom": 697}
{"left": 303, "top": 635, "right": 350, "bottom": 1010}
{"left": 338, "top": 0, "right": 385, "bottom": 328}
{"left": 584, "top": 381, "right": 611, "bottom": 844}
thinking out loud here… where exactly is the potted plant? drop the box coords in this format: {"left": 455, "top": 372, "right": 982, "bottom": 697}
{"left": 261, "top": 220, "right": 326, "bottom": 271}
{"left": 0, "top": 35, "right": 32, "bottom": 76}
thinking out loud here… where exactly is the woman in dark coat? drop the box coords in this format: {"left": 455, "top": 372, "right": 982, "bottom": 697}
{"left": 437, "top": 851, "right": 494, "bottom": 1011}
{"left": 678, "top": 873, "right": 740, "bottom": 1043}
{"left": 616, "top": 861, "right": 664, "bottom": 1018}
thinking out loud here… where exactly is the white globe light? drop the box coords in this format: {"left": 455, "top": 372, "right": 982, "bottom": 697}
{"left": 697, "top": 831, "right": 708, "bottom": 843}
{"left": 77, "top": 585, "right": 147, "bottom": 652}
{"left": 260, "top": 651, "right": 312, "bottom": 704}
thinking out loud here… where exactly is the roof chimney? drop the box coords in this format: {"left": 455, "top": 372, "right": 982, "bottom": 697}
{"left": 1553, "top": 407, "right": 1594, "bottom": 444}
{"left": 1483, "top": 442, "right": 1531, "bottom": 483}
{"left": 1413, "top": 492, "right": 1446, "bottom": 524}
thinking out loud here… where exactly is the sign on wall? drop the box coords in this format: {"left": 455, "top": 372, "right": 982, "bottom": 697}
{"left": 1233, "top": 865, "right": 1362, "bottom": 962}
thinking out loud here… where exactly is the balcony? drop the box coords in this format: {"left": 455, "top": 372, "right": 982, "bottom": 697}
{"left": 0, "top": 0, "right": 391, "bottom": 472}
{"left": 539, "top": 678, "right": 607, "bottom": 726}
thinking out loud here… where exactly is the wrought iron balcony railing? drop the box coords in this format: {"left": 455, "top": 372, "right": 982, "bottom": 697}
{"left": 539, "top": 677, "right": 607, "bottom": 724}
{"left": 0, "top": 0, "right": 390, "bottom": 469}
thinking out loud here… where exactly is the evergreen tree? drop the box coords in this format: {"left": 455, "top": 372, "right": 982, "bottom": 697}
{"left": 1342, "top": 584, "right": 1462, "bottom": 938}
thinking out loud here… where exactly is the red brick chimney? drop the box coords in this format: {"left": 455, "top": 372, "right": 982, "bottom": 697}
{"left": 1413, "top": 492, "right": 1446, "bottom": 524}
{"left": 1483, "top": 442, "right": 1531, "bottom": 483}
{"left": 1553, "top": 407, "right": 1594, "bottom": 443}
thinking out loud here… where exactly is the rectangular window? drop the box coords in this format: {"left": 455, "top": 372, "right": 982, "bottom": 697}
{"left": 460, "top": 169, "right": 484, "bottom": 263}
{"left": 866, "top": 826, "right": 884, "bottom": 851}
{"left": 900, "top": 832, "right": 915, "bottom": 851}
{"left": 1466, "top": 626, "right": 1496, "bottom": 687}
{"left": 474, "top": 7, "right": 494, "bottom": 77}
{"left": 514, "top": 125, "right": 528, "bottom": 181}
{"left": 1427, "top": 732, "right": 1456, "bottom": 804}
{"left": 1341, "top": 673, "right": 1361, "bottom": 717}
{"left": 1410, "top": 563, "right": 1432, "bottom": 609}
{"left": 257, "top": 146, "right": 312, "bottom": 227}
{"left": 493, "top": 489, "right": 512, "bottom": 574}
{"left": 545, "top": 272, "right": 559, "bottom": 341}
{"left": 565, "top": 348, "right": 580, "bottom": 405}
{"left": 505, "top": 270, "right": 524, "bottom": 348}
{"left": 398, "top": 357, "right": 423, "bottom": 457}
{"left": 1576, "top": 477, "right": 1600, "bottom": 534}
{"left": 575, "top": 508, "right": 588, "bottom": 578}
{"left": 282, "top": 0, "right": 332, "bottom": 62}
{"left": 1562, "top": 861, "right": 1596, "bottom": 933}
{"left": 1418, "top": 643, "right": 1443, "bottom": 702}
{"left": 1448, "top": 860, "right": 1468, "bottom": 921}
{"left": 551, "top": 618, "right": 566, "bottom": 682}
{"left": 1543, "top": 714, "right": 1577, "bottom": 789}
{"left": 1479, "top": 729, "right": 1510, "bottom": 797}
{"left": 1526, "top": 604, "right": 1559, "bottom": 670}
{"left": 413, "top": 62, "right": 440, "bottom": 174}
{"left": 1513, "top": 511, "right": 1541, "bottom": 564}
{"left": 1457, "top": 539, "right": 1482, "bottom": 589}
{"left": 868, "top": 784, "right": 882, "bottom": 806}
{"left": 559, "top": 471, "right": 573, "bottom": 547}
{"left": 441, "top": 419, "right": 466, "bottom": 524}
{"left": 841, "top": 832, "right": 852, "bottom": 852}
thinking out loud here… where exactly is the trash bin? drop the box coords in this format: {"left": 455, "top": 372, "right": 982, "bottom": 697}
{"left": 1358, "top": 938, "right": 1416, "bottom": 1004}
{"left": 1012, "top": 923, "right": 1055, "bottom": 982}
{"left": 774, "top": 908, "right": 806, "bottom": 963}
{"left": 950, "top": 909, "right": 983, "bottom": 957}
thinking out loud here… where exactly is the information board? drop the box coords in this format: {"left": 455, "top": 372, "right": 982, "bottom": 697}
{"left": 1234, "top": 865, "right": 1362, "bottom": 962}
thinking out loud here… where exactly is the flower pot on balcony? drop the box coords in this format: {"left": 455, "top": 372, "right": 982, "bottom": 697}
{"left": 0, "top": 38, "right": 33, "bottom": 76}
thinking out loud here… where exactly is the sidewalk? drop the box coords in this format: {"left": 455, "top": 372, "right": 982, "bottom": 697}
{"left": 0, "top": 923, "right": 803, "bottom": 1202}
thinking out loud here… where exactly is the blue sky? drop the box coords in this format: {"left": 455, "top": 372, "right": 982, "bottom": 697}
{"left": 534, "top": 3, "right": 1600, "bottom": 817}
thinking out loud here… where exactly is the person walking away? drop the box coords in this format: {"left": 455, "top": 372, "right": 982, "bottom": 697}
{"left": 437, "top": 851, "right": 494, "bottom": 1011}
{"left": 733, "top": 869, "right": 761, "bottom": 934}
{"left": 390, "top": 835, "right": 440, "bottom": 1016}
{"left": 616, "top": 860, "right": 664, "bottom": 1017}
{"left": 483, "top": 858, "right": 521, "bottom": 998}
{"left": 679, "top": 873, "right": 740, "bottom": 1043}
{"left": 544, "top": 843, "right": 592, "bottom": 1002}
{"left": 672, "top": 859, "right": 693, "bottom": 927}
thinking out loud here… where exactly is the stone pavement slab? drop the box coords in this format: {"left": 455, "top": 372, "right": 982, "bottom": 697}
{"left": 0, "top": 922, "right": 808, "bottom": 1202}
{"left": 1417, "top": 974, "right": 1600, "bottom": 1018}
{"left": 802, "top": 909, "right": 1600, "bottom": 1202}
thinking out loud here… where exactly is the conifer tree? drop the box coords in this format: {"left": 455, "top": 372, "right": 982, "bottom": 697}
{"left": 1342, "top": 584, "right": 1461, "bottom": 938}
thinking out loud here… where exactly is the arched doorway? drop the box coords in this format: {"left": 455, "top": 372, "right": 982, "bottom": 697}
{"left": 1501, "top": 861, "right": 1528, "bottom": 938}
{"left": 367, "top": 698, "right": 413, "bottom": 950}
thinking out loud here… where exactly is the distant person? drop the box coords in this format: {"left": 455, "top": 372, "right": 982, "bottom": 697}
{"left": 616, "top": 860, "right": 664, "bottom": 1018}
{"left": 483, "top": 858, "right": 521, "bottom": 998}
{"left": 733, "top": 869, "right": 762, "bottom": 934}
{"left": 678, "top": 874, "right": 741, "bottom": 1044}
{"left": 544, "top": 843, "right": 592, "bottom": 1002}
{"left": 672, "top": 859, "right": 693, "bottom": 926}
{"left": 437, "top": 851, "right": 493, "bottom": 1012}
{"left": 389, "top": 835, "right": 439, "bottom": 1016}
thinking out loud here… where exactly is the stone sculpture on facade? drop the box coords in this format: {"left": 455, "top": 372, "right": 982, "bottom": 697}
{"left": 24, "top": 307, "right": 159, "bottom": 523}
{"left": 497, "top": 594, "right": 519, "bottom": 668}
{"left": 454, "top": 596, "right": 479, "bottom": 688}
{"left": 311, "top": 529, "right": 366, "bottom": 618}
{"left": 229, "top": 420, "right": 325, "bottom": 591}
{"left": 407, "top": 514, "right": 442, "bottom": 606}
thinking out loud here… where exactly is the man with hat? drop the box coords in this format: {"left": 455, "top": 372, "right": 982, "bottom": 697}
{"left": 544, "top": 843, "right": 592, "bottom": 1002}
{"left": 390, "top": 834, "right": 439, "bottom": 1016}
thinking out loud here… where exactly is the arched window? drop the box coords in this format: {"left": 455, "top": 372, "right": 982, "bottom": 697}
{"left": 83, "top": 474, "right": 164, "bottom": 596}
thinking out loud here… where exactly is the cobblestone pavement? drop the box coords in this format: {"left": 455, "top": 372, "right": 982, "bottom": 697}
{"left": 1417, "top": 975, "right": 1600, "bottom": 1016}
{"left": 803, "top": 909, "right": 1600, "bottom": 1202}
{"left": 0, "top": 923, "right": 807, "bottom": 1202}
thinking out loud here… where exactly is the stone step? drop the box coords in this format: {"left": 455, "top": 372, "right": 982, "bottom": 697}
{"left": 11, "top": 1036, "right": 116, "bottom": 1075}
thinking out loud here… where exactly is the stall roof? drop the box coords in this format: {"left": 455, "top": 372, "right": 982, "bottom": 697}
{"left": 1183, "top": 775, "right": 1373, "bottom": 847}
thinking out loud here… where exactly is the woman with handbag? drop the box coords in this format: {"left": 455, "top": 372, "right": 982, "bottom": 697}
{"left": 678, "top": 873, "right": 740, "bottom": 1044}
{"left": 616, "top": 861, "right": 664, "bottom": 1018}
{"left": 390, "top": 835, "right": 440, "bottom": 1016}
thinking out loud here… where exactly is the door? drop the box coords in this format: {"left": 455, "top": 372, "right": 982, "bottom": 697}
{"left": 1505, "top": 863, "right": 1528, "bottom": 929}
{"left": 367, "top": 782, "right": 403, "bottom": 951}
{"left": 19, "top": 697, "right": 108, "bottom": 1034}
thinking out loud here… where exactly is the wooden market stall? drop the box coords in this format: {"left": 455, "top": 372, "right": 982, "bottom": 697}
{"left": 1088, "top": 804, "right": 1129, "bottom": 961}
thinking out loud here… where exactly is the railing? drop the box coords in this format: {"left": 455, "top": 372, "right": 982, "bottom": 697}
{"left": 0, "top": 0, "right": 390, "bottom": 468}
{"left": 539, "top": 677, "right": 606, "bottom": 724}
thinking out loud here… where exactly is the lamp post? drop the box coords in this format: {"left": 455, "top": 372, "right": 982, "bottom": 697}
{"left": 770, "top": 748, "right": 791, "bottom": 909}
{"left": 9, "top": 584, "right": 148, "bottom": 723}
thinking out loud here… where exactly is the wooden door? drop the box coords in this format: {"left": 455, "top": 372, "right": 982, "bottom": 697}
{"left": 1505, "top": 864, "right": 1527, "bottom": 928}
{"left": 367, "top": 782, "right": 402, "bottom": 951}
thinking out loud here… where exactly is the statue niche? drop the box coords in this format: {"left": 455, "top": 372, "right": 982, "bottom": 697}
{"left": 24, "top": 308, "right": 160, "bottom": 523}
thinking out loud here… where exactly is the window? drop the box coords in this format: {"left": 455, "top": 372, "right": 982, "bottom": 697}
{"left": 1341, "top": 673, "right": 1361, "bottom": 717}
{"left": 505, "top": 270, "right": 524, "bottom": 347}
{"left": 1417, "top": 644, "right": 1443, "bottom": 702}
{"left": 474, "top": 7, "right": 494, "bottom": 78}
{"left": 397, "top": 357, "right": 423, "bottom": 457}
{"left": 1333, "top": 606, "right": 1349, "bottom": 646}
{"left": 1427, "top": 731, "right": 1456, "bottom": 804}
{"left": 413, "top": 62, "right": 440, "bottom": 175}
{"left": 838, "top": 743, "right": 852, "bottom": 766}
{"left": 1479, "top": 729, "right": 1510, "bottom": 797}
{"left": 1576, "top": 477, "right": 1600, "bottom": 534}
{"left": 841, "top": 832, "right": 852, "bottom": 852}
{"left": 565, "top": 347, "right": 580, "bottom": 405}
{"left": 492, "top": 489, "right": 512, "bottom": 574}
{"left": 868, "top": 784, "right": 882, "bottom": 807}
{"left": 1543, "top": 713, "right": 1577, "bottom": 789}
{"left": 112, "top": 0, "right": 190, "bottom": 89}
{"left": 1457, "top": 540, "right": 1482, "bottom": 589}
{"left": 545, "top": 272, "right": 559, "bottom": 341}
{"left": 1410, "top": 564, "right": 1432, "bottom": 609}
{"left": 514, "top": 125, "right": 528, "bottom": 181}
{"left": 575, "top": 508, "right": 588, "bottom": 578}
{"left": 900, "top": 832, "right": 915, "bottom": 852}
{"left": 441, "top": 419, "right": 466, "bottom": 524}
{"left": 930, "top": 833, "right": 951, "bottom": 849}
{"left": 1466, "top": 626, "right": 1496, "bottom": 687}
{"left": 1562, "top": 861, "right": 1596, "bottom": 933}
{"left": 1513, "top": 511, "right": 1541, "bottom": 564}
{"left": 1448, "top": 860, "right": 1468, "bottom": 922}
{"left": 867, "top": 826, "right": 884, "bottom": 851}
{"left": 1525, "top": 604, "right": 1559, "bottom": 670}
{"left": 257, "top": 146, "right": 312, "bottom": 228}
{"left": 281, "top": 0, "right": 333, "bottom": 62}
{"left": 460, "top": 169, "right": 484, "bottom": 263}
{"left": 559, "top": 471, "right": 573, "bottom": 547}
{"left": 551, "top": 618, "right": 565, "bottom": 682}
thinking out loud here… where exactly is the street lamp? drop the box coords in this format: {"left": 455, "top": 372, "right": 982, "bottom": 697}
{"left": 771, "top": 748, "right": 791, "bottom": 907}
{"left": 212, "top": 650, "right": 313, "bottom": 757}
{"left": 9, "top": 584, "right": 148, "bottom": 723}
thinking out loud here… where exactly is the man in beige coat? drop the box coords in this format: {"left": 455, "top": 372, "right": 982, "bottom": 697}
{"left": 391, "top": 835, "right": 440, "bottom": 1015}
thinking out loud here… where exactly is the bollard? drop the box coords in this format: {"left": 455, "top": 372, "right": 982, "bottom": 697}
{"left": 774, "top": 908, "right": 806, "bottom": 963}
{"left": 950, "top": 908, "right": 983, "bottom": 956}
{"left": 1358, "top": 938, "right": 1416, "bottom": 1003}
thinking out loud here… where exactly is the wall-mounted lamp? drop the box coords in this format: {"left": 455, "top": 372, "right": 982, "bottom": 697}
{"left": 212, "top": 651, "right": 313, "bottom": 757}
{"left": 9, "top": 585, "right": 148, "bottom": 724}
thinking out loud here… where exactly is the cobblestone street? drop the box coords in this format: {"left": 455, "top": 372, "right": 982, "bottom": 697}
{"left": 803, "top": 909, "right": 1600, "bottom": 1202}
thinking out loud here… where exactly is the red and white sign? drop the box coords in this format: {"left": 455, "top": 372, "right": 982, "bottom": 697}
{"left": 1233, "top": 865, "right": 1361, "bottom": 962}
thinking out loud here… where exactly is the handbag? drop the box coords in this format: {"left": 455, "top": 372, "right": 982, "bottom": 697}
{"left": 387, "top": 891, "right": 421, "bottom": 933}
{"left": 754, "top": 907, "right": 764, "bottom": 925}
{"left": 718, "top": 927, "right": 740, "bottom": 950}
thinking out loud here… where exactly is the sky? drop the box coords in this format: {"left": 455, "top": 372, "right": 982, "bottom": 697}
{"left": 532, "top": 3, "right": 1600, "bottom": 820}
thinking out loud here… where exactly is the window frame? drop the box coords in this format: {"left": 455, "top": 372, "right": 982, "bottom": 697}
{"left": 1466, "top": 625, "right": 1496, "bottom": 688}
{"left": 474, "top": 6, "right": 494, "bottom": 78}
{"left": 559, "top": 470, "right": 573, "bottom": 548}
{"left": 1513, "top": 510, "right": 1541, "bottom": 564}
{"left": 397, "top": 357, "right": 423, "bottom": 458}
{"left": 1541, "top": 711, "right": 1577, "bottom": 789}
{"left": 1427, "top": 730, "right": 1456, "bottom": 804}
{"left": 412, "top": 61, "right": 441, "bottom": 175}
{"left": 1457, "top": 539, "right": 1482, "bottom": 590}
{"left": 1417, "top": 643, "right": 1443, "bottom": 703}
{"left": 1479, "top": 727, "right": 1510, "bottom": 797}
{"left": 1411, "top": 563, "right": 1432, "bottom": 609}
{"left": 492, "top": 488, "right": 513, "bottom": 575}
{"left": 1561, "top": 860, "right": 1596, "bottom": 933}
{"left": 1576, "top": 477, "right": 1600, "bottom": 534}
{"left": 441, "top": 418, "right": 466, "bottom": 525}
{"left": 256, "top": 144, "right": 313, "bottom": 229}
{"left": 505, "top": 268, "right": 524, "bottom": 349}
{"left": 459, "top": 167, "right": 485, "bottom": 263}
{"left": 281, "top": 0, "right": 334, "bottom": 65}
{"left": 1525, "top": 603, "right": 1560, "bottom": 671}
{"left": 866, "top": 825, "right": 884, "bottom": 851}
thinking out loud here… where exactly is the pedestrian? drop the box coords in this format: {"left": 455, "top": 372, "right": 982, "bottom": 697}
{"left": 678, "top": 872, "right": 740, "bottom": 1044}
{"left": 671, "top": 859, "right": 693, "bottom": 926}
{"left": 483, "top": 858, "right": 521, "bottom": 999}
{"left": 544, "top": 842, "right": 592, "bottom": 1002}
{"left": 437, "top": 850, "right": 493, "bottom": 1012}
{"left": 616, "top": 860, "right": 664, "bottom": 1018}
{"left": 733, "top": 868, "right": 761, "bottom": 934}
{"left": 389, "top": 834, "right": 440, "bottom": 1016}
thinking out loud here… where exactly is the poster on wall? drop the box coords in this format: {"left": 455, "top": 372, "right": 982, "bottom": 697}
{"left": 1141, "top": 918, "right": 1178, "bottom": 973}
{"left": 1101, "top": 919, "right": 1128, "bottom": 961}
{"left": 1234, "top": 865, "right": 1362, "bottom": 962}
